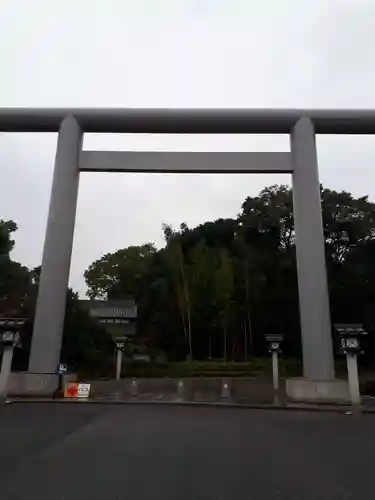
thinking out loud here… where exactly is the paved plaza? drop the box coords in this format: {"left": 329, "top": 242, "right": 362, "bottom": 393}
{"left": 0, "top": 402, "right": 373, "bottom": 500}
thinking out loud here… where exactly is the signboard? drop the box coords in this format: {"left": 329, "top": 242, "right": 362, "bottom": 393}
{"left": 64, "top": 383, "right": 91, "bottom": 399}
{"left": 77, "top": 383, "right": 91, "bottom": 398}
{"left": 57, "top": 363, "right": 67, "bottom": 375}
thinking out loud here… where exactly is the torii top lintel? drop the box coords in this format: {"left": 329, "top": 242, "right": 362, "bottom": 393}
{"left": 0, "top": 108, "right": 374, "bottom": 134}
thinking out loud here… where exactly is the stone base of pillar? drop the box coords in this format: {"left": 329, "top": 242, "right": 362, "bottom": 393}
{"left": 286, "top": 377, "right": 350, "bottom": 404}
{"left": 6, "top": 373, "right": 77, "bottom": 397}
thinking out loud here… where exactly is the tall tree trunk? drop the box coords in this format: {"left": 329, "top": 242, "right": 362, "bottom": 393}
{"left": 180, "top": 259, "right": 192, "bottom": 359}
{"left": 243, "top": 320, "right": 248, "bottom": 360}
{"left": 185, "top": 285, "right": 192, "bottom": 359}
{"left": 244, "top": 256, "right": 253, "bottom": 351}
{"left": 223, "top": 325, "right": 227, "bottom": 361}
{"left": 247, "top": 309, "right": 253, "bottom": 351}
{"left": 231, "top": 337, "right": 236, "bottom": 360}
{"left": 177, "top": 285, "right": 188, "bottom": 339}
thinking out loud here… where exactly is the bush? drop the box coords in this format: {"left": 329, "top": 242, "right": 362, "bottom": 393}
{"left": 120, "top": 358, "right": 304, "bottom": 378}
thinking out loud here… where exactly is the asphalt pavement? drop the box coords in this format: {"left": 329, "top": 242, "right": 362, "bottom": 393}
{"left": 0, "top": 402, "right": 374, "bottom": 500}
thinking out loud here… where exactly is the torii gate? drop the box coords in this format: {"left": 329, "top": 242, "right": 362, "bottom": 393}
{"left": 2, "top": 107, "right": 372, "bottom": 400}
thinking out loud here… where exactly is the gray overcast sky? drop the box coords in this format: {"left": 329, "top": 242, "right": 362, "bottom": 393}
{"left": 1, "top": 0, "right": 375, "bottom": 296}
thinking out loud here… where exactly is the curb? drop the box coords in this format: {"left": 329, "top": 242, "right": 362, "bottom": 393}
{"left": 5, "top": 398, "right": 375, "bottom": 414}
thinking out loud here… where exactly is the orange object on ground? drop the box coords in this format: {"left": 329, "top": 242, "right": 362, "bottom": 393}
{"left": 64, "top": 382, "right": 79, "bottom": 398}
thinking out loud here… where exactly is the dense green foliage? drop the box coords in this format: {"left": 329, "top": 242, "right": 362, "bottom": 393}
{"left": 85, "top": 185, "right": 375, "bottom": 362}
{"left": 2, "top": 183, "right": 375, "bottom": 372}
{"left": 0, "top": 220, "right": 114, "bottom": 372}
{"left": 120, "top": 359, "right": 305, "bottom": 378}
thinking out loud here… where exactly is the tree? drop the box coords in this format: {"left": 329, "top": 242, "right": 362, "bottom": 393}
{"left": 187, "top": 241, "right": 215, "bottom": 359}
{"left": 61, "top": 290, "right": 114, "bottom": 376}
{"left": 81, "top": 184, "right": 375, "bottom": 362}
{"left": 0, "top": 220, "right": 116, "bottom": 374}
{"left": 0, "top": 219, "right": 33, "bottom": 317}
{"left": 240, "top": 185, "right": 294, "bottom": 252}
{"left": 321, "top": 190, "right": 375, "bottom": 334}
{"left": 0, "top": 219, "right": 17, "bottom": 255}
{"left": 162, "top": 223, "right": 192, "bottom": 358}
{"left": 322, "top": 188, "right": 375, "bottom": 264}
{"left": 238, "top": 186, "right": 298, "bottom": 353}
{"left": 213, "top": 249, "right": 234, "bottom": 360}
{"left": 84, "top": 243, "right": 156, "bottom": 300}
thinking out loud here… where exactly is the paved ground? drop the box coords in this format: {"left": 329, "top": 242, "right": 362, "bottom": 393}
{"left": 0, "top": 403, "right": 374, "bottom": 500}
{"left": 89, "top": 377, "right": 280, "bottom": 404}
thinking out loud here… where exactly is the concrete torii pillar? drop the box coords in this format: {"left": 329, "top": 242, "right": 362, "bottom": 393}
{"left": 29, "top": 116, "right": 82, "bottom": 374}
{"left": 286, "top": 117, "right": 348, "bottom": 401}
{"left": 291, "top": 117, "right": 335, "bottom": 381}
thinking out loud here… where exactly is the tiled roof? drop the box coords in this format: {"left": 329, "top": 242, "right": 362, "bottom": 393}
{"left": 79, "top": 299, "right": 137, "bottom": 319}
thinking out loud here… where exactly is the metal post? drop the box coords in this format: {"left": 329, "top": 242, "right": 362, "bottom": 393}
{"left": 221, "top": 380, "right": 231, "bottom": 401}
{"left": 29, "top": 116, "right": 82, "bottom": 374}
{"left": 272, "top": 351, "right": 281, "bottom": 405}
{"left": 272, "top": 351, "right": 279, "bottom": 392}
{"left": 131, "top": 379, "right": 138, "bottom": 397}
{"left": 177, "top": 380, "right": 184, "bottom": 401}
{"left": 291, "top": 117, "right": 335, "bottom": 381}
{"left": 346, "top": 353, "right": 361, "bottom": 406}
{"left": 116, "top": 348, "right": 122, "bottom": 381}
{"left": 0, "top": 347, "right": 14, "bottom": 399}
